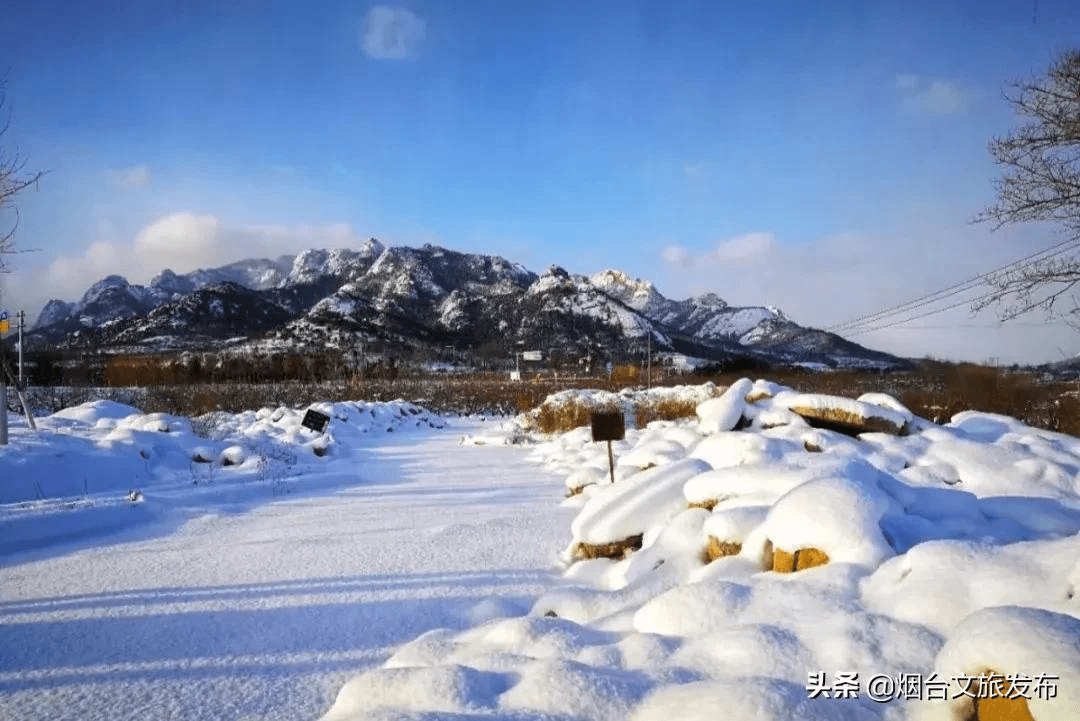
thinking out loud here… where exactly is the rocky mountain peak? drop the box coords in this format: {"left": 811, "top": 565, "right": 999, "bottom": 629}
{"left": 359, "top": 237, "right": 386, "bottom": 257}
{"left": 81, "top": 275, "right": 132, "bottom": 305}
{"left": 25, "top": 243, "right": 909, "bottom": 371}
{"left": 693, "top": 292, "right": 728, "bottom": 308}
{"left": 150, "top": 269, "right": 196, "bottom": 296}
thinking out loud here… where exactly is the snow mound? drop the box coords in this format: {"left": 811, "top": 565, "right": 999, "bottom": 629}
{"left": 316, "top": 378, "right": 1080, "bottom": 721}
{"left": 777, "top": 391, "right": 910, "bottom": 435}
{"left": 321, "top": 664, "right": 509, "bottom": 719}
{"left": 908, "top": 606, "right": 1080, "bottom": 721}
{"left": 0, "top": 399, "right": 445, "bottom": 550}
{"left": 570, "top": 458, "right": 711, "bottom": 548}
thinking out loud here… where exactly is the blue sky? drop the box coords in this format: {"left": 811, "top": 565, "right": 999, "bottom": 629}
{"left": 2, "top": 0, "right": 1079, "bottom": 363}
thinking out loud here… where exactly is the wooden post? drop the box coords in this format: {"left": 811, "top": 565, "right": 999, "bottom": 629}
{"left": 2, "top": 353, "right": 35, "bottom": 431}
{"left": 591, "top": 410, "right": 625, "bottom": 484}
{"left": 0, "top": 379, "right": 7, "bottom": 446}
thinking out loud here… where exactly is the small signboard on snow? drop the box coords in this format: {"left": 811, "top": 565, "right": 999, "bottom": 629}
{"left": 590, "top": 411, "right": 624, "bottom": 484}
{"left": 522, "top": 350, "right": 542, "bottom": 362}
{"left": 301, "top": 409, "right": 331, "bottom": 433}
{"left": 590, "top": 411, "right": 625, "bottom": 442}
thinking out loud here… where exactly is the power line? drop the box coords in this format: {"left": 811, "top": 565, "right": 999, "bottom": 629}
{"left": 876, "top": 322, "right": 1052, "bottom": 329}
{"left": 844, "top": 289, "right": 1004, "bottom": 338}
{"left": 829, "top": 236, "right": 1080, "bottom": 332}
{"left": 828, "top": 236, "right": 1080, "bottom": 334}
{"left": 845, "top": 280, "right": 1074, "bottom": 338}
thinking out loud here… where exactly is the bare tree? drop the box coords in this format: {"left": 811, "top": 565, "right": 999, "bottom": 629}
{"left": 0, "top": 75, "right": 45, "bottom": 273}
{"left": 975, "top": 49, "right": 1080, "bottom": 325}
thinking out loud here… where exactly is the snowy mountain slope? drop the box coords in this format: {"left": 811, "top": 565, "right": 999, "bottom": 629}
{"left": 114, "top": 282, "right": 295, "bottom": 344}
{"left": 27, "top": 242, "right": 909, "bottom": 370}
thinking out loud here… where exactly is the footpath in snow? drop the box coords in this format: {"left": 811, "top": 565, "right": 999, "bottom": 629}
{"left": 0, "top": 405, "right": 574, "bottom": 721}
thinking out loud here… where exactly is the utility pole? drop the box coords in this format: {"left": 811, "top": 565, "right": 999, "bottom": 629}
{"left": 0, "top": 380, "right": 6, "bottom": 445}
{"left": 646, "top": 333, "right": 652, "bottom": 389}
{"left": 0, "top": 336, "right": 36, "bottom": 436}
{"left": 18, "top": 310, "right": 24, "bottom": 386}
{"left": 0, "top": 343, "right": 7, "bottom": 446}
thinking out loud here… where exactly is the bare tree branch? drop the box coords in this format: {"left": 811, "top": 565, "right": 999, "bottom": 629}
{"left": 0, "top": 73, "right": 46, "bottom": 273}
{"left": 975, "top": 49, "right": 1080, "bottom": 323}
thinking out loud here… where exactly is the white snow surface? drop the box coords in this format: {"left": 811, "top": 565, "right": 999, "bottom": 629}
{"left": 323, "top": 379, "right": 1080, "bottom": 721}
{"left": 0, "top": 403, "right": 572, "bottom": 721}
{"left": 4, "top": 377, "right": 1080, "bottom": 720}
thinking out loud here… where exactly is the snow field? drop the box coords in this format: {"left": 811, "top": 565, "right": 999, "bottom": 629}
{"left": 1, "top": 411, "right": 575, "bottom": 721}
{"left": 0, "top": 399, "right": 444, "bottom": 554}
{"left": 6, "top": 378, "right": 1080, "bottom": 720}
{"left": 322, "top": 378, "right": 1080, "bottom": 721}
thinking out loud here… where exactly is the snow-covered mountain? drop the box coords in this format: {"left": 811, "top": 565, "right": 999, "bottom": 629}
{"left": 27, "top": 241, "right": 909, "bottom": 370}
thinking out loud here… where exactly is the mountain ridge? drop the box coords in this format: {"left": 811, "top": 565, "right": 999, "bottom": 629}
{"left": 27, "top": 241, "right": 910, "bottom": 371}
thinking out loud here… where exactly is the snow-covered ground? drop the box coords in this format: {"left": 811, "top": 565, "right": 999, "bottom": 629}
{"left": 4, "top": 380, "right": 1080, "bottom": 721}
{"left": 0, "top": 406, "right": 573, "bottom": 720}
{"left": 332, "top": 380, "right": 1080, "bottom": 721}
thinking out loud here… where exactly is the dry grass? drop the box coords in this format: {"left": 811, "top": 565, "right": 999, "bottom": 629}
{"left": 633, "top": 397, "right": 700, "bottom": 429}
{"left": 530, "top": 389, "right": 702, "bottom": 435}
{"left": 704, "top": 363, "right": 1080, "bottom": 437}
{"left": 531, "top": 398, "right": 622, "bottom": 434}
{"left": 972, "top": 672, "right": 1037, "bottom": 721}
{"left": 897, "top": 363, "right": 1080, "bottom": 434}
{"left": 766, "top": 544, "right": 830, "bottom": 573}
{"left": 610, "top": 364, "right": 641, "bottom": 384}
{"left": 571, "top": 534, "right": 644, "bottom": 561}
{"left": 28, "top": 359, "right": 1080, "bottom": 437}
{"left": 788, "top": 404, "right": 905, "bottom": 436}
{"left": 701, "top": 537, "right": 742, "bottom": 563}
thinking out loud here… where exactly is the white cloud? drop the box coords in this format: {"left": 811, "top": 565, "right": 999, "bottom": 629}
{"left": 111, "top": 163, "right": 152, "bottom": 189}
{"left": 360, "top": 6, "right": 425, "bottom": 60}
{"left": 662, "top": 233, "right": 778, "bottom": 274}
{"left": 895, "top": 74, "right": 973, "bottom": 116}
{"left": 133, "top": 212, "right": 221, "bottom": 261}
{"left": 712, "top": 232, "right": 778, "bottom": 266}
{"left": 661, "top": 244, "right": 691, "bottom": 268}
{"left": 12, "top": 213, "right": 368, "bottom": 319}
{"left": 656, "top": 225, "right": 1080, "bottom": 365}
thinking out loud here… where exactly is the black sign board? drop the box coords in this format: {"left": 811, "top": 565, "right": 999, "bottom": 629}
{"left": 301, "top": 409, "right": 331, "bottom": 433}
{"left": 591, "top": 411, "right": 624, "bottom": 484}
{"left": 590, "top": 411, "right": 625, "bottom": 442}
